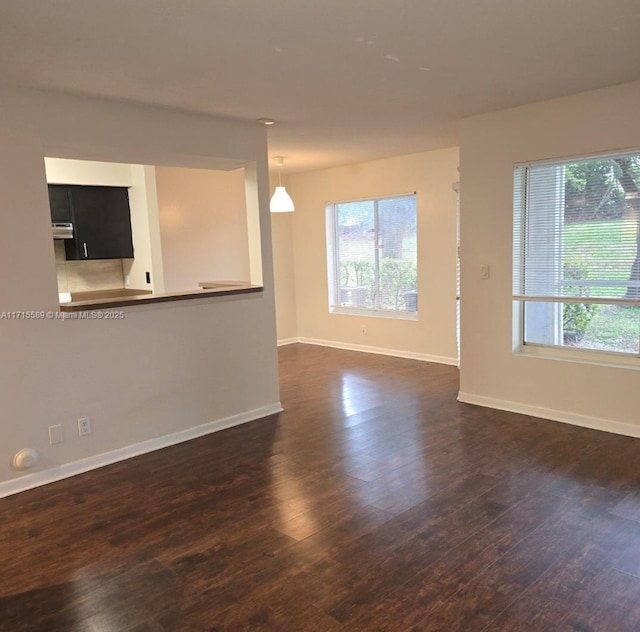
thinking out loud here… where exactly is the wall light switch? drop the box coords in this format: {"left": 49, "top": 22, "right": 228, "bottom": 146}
{"left": 49, "top": 424, "right": 64, "bottom": 445}
{"left": 480, "top": 264, "right": 490, "bottom": 280}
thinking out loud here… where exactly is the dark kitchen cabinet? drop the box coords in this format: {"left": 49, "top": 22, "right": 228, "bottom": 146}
{"left": 48, "top": 185, "right": 73, "bottom": 222}
{"left": 48, "top": 185, "right": 134, "bottom": 260}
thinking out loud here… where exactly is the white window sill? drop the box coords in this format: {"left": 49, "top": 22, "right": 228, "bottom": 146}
{"left": 514, "top": 343, "right": 640, "bottom": 370}
{"left": 330, "top": 306, "right": 418, "bottom": 321}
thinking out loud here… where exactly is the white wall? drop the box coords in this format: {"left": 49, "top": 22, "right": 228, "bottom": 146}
{"left": 459, "top": 80, "right": 640, "bottom": 432}
{"left": 0, "top": 87, "right": 279, "bottom": 493}
{"left": 270, "top": 174, "right": 299, "bottom": 342}
{"left": 279, "top": 148, "right": 459, "bottom": 362}
{"left": 125, "top": 165, "right": 165, "bottom": 292}
{"left": 45, "top": 158, "right": 132, "bottom": 186}
{"left": 155, "top": 166, "right": 250, "bottom": 292}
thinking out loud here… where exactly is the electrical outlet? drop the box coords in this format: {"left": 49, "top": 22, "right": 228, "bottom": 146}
{"left": 361, "top": 325, "right": 367, "bottom": 335}
{"left": 49, "top": 424, "right": 64, "bottom": 445}
{"left": 480, "top": 264, "right": 490, "bottom": 280}
{"left": 78, "top": 417, "right": 91, "bottom": 437}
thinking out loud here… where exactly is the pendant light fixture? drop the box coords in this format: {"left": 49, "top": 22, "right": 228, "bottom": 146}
{"left": 257, "top": 118, "right": 295, "bottom": 213}
{"left": 270, "top": 156, "right": 295, "bottom": 213}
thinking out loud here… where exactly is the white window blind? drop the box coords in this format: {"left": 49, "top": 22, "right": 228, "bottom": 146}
{"left": 327, "top": 194, "right": 417, "bottom": 316}
{"left": 513, "top": 152, "right": 640, "bottom": 305}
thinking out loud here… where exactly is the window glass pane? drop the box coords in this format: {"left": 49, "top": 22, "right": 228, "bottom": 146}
{"left": 524, "top": 301, "right": 640, "bottom": 355}
{"left": 563, "top": 156, "right": 639, "bottom": 301}
{"left": 564, "top": 216, "right": 637, "bottom": 300}
{"left": 331, "top": 195, "right": 418, "bottom": 314}
{"left": 336, "top": 200, "right": 375, "bottom": 308}
{"left": 378, "top": 196, "right": 417, "bottom": 311}
{"left": 515, "top": 151, "right": 640, "bottom": 358}
{"left": 515, "top": 153, "right": 640, "bottom": 302}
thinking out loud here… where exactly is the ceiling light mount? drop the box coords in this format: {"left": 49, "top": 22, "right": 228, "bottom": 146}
{"left": 257, "top": 118, "right": 275, "bottom": 126}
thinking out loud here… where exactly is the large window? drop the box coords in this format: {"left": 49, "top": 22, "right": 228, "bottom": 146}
{"left": 513, "top": 151, "right": 640, "bottom": 356}
{"left": 326, "top": 194, "right": 417, "bottom": 318}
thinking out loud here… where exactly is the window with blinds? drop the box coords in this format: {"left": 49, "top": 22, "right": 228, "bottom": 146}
{"left": 513, "top": 151, "right": 640, "bottom": 355}
{"left": 326, "top": 194, "right": 417, "bottom": 318}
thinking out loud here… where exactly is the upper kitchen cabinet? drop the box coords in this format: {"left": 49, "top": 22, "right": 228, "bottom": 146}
{"left": 68, "top": 186, "right": 134, "bottom": 260}
{"left": 48, "top": 185, "right": 73, "bottom": 222}
{"left": 49, "top": 185, "right": 135, "bottom": 260}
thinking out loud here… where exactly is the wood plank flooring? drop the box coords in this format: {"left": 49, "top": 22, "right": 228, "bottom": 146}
{"left": 2, "top": 343, "right": 640, "bottom": 630}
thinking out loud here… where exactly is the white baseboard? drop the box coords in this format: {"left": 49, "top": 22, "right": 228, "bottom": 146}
{"left": 297, "top": 337, "right": 458, "bottom": 366}
{"left": 277, "top": 338, "right": 298, "bottom": 346}
{"left": 0, "top": 402, "right": 283, "bottom": 500}
{"left": 457, "top": 391, "right": 640, "bottom": 439}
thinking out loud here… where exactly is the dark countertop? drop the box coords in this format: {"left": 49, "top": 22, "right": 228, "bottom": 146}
{"left": 199, "top": 280, "right": 247, "bottom": 289}
{"left": 59, "top": 283, "right": 262, "bottom": 312}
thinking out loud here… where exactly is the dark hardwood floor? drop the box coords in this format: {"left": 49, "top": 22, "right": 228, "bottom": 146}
{"left": 2, "top": 343, "right": 640, "bottom": 631}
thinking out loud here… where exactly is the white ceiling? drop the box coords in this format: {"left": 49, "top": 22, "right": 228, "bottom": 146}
{"left": 1, "top": 0, "right": 639, "bottom": 173}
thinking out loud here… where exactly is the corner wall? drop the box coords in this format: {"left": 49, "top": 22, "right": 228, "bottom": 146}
{"left": 270, "top": 174, "right": 299, "bottom": 343}
{"left": 459, "top": 80, "right": 640, "bottom": 432}
{"left": 281, "top": 148, "right": 460, "bottom": 363}
{"left": 155, "top": 166, "right": 250, "bottom": 292}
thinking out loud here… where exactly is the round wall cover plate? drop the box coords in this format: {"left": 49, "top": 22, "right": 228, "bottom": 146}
{"left": 12, "top": 448, "right": 39, "bottom": 470}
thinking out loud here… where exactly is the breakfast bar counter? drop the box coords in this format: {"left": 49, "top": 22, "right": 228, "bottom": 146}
{"left": 59, "top": 283, "right": 262, "bottom": 312}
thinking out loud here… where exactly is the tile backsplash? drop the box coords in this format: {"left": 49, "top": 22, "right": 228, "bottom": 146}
{"left": 55, "top": 241, "right": 125, "bottom": 293}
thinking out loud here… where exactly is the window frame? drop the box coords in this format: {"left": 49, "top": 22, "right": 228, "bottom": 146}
{"left": 326, "top": 192, "right": 418, "bottom": 320}
{"left": 512, "top": 149, "right": 640, "bottom": 363}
